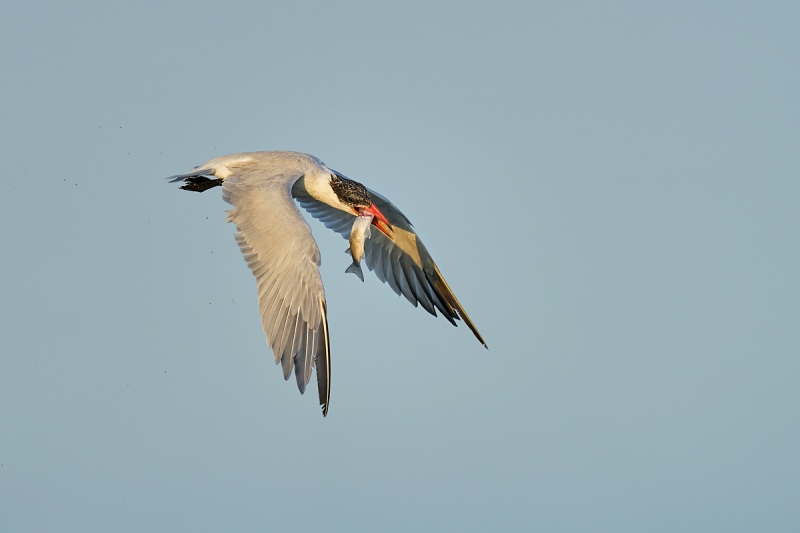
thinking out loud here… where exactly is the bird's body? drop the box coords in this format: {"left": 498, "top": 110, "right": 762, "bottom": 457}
{"left": 168, "top": 151, "right": 486, "bottom": 416}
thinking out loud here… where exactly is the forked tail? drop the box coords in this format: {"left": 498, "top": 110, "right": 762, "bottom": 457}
{"left": 167, "top": 169, "right": 223, "bottom": 192}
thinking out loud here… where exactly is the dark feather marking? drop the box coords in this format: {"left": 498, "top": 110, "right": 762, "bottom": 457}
{"left": 411, "top": 267, "right": 437, "bottom": 316}
{"left": 426, "top": 271, "right": 458, "bottom": 326}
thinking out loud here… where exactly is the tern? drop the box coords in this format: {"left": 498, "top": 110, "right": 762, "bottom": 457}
{"left": 168, "top": 151, "right": 486, "bottom": 416}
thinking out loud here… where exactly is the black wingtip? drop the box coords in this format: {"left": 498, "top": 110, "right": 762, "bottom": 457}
{"left": 317, "top": 300, "right": 331, "bottom": 417}
{"left": 430, "top": 265, "right": 487, "bottom": 349}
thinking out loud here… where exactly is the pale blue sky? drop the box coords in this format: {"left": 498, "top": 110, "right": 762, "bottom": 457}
{"left": 1, "top": 1, "right": 798, "bottom": 531}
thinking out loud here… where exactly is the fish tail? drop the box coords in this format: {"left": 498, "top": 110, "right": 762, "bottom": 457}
{"left": 345, "top": 261, "right": 365, "bottom": 282}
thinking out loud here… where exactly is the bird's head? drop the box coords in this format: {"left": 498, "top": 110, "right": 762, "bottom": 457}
{"left": 328, "top": 173, "right": 393, "bottom": 236}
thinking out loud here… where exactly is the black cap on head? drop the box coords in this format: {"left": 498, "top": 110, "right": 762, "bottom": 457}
{"left": 329, "top": 173, "right": 372, "bottom": 207}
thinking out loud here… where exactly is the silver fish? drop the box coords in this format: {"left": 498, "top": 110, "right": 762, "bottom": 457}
{"left": 345, "top": 213, "right": 373, "bottom": 281}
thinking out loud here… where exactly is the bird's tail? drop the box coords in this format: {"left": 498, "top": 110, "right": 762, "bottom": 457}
{"left": 166, "top": 168, "right": 223, "bottom": 193}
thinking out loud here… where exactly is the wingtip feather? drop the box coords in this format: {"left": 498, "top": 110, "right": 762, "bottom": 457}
{"left": 316, "top": 300, "right": 331, "bottom": 417}
{"left": 430, "top": 265, "right": 487, "bottom": 348}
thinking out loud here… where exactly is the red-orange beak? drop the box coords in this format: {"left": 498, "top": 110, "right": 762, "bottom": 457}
{"left": 357, "top": 203, "right": 393, "bottom": 237}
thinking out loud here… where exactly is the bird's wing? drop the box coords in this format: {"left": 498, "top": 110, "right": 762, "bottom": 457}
{"left": 222, "top": 164, "right": 331, "bottom": 415}
{"left": 293, "top": 175, "right": 487, "bottom": 348}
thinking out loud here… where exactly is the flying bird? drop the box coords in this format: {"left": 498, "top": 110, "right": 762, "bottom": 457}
{"left": 168, "top": 151, "right": 486, "bottom": 416}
